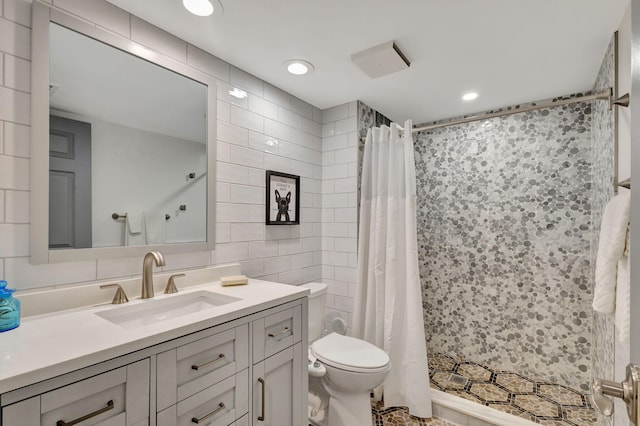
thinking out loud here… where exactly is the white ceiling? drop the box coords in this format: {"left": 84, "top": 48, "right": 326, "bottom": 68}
{"left": 105, "top": 0, "right": 629, "bottom": 124}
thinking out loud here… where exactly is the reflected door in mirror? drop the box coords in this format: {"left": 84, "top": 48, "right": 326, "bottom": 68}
{"left": 49, "top": 115, "right": 92, "bottom": 249}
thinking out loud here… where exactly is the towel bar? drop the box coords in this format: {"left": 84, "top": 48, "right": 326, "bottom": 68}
{"left": 113, "top": 213, "right": 172, "bottom": 220}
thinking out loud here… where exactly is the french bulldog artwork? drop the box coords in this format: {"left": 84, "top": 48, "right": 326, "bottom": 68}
{"left": 266, "top": 171, "right": 299, "bottom": 225}
{"left": 275, "top": 189, "right": 292, "bottom": 222}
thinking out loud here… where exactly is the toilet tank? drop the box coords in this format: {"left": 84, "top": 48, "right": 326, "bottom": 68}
{"left": 300, "top": 282, "right": 327, "bottom": 342}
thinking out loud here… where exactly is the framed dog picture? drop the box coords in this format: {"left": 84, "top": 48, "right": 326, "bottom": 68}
{"left": 266, "top": 170, "right": 300, "bottom": 225}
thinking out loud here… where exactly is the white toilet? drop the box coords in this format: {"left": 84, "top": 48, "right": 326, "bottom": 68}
{"left": 301, "top": 282, "right": 391, "bottom": 426}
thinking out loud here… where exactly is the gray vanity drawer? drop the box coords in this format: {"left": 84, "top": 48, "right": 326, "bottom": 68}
{"left": 156, "top": 370, "right": 248, "bottom": 426}
{"left": 252, "top": 305, "right": 302, "bottom": 361}
{"left": 1, "top": 359, "right": 149, "bottom": 426}
{"left": 157, "top": 324, "right": 249, "bottom": 411}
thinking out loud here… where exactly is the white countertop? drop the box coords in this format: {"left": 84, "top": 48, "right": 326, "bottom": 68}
{"left": 0, "top": 278, "right": 308, "bottom": 395}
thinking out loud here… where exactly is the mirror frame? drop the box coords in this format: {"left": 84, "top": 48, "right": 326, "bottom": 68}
{"left": 31, "top": 1, "right": 216, "bottom": 264}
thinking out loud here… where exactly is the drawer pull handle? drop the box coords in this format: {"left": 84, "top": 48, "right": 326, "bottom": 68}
{"left": 56, "top": 399, "right": 114, "bottom": 426}
{"left": 191, "top": 353, "right": 225, "bottom": 371}
{"left": 268, "top": 326, "right": 291, "bottom": 340}
{"left": 191, "top": 402, "right": 225, "bottom": 424}
{"left": 258, "top": 377, "right": 266, "bottom": 421}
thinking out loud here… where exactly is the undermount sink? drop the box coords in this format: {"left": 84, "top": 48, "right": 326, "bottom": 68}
{"left": 95, "top": 290, "right": 241, "bottom": 329}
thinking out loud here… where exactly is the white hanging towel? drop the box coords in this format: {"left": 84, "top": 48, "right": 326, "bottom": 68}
{"left": 353, "top": 120, "right": 432, "bottom": 418}
{"left": 593, "top": 190, "right": 630, "bottom": 314}
{"left": 125, "top": 211, "right": 146, "bottom": 246}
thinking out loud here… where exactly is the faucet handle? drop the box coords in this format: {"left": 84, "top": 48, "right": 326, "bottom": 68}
{"left": 100, "top": 284, "right": 129, "bottom": 304}
{"left": 164, "top": 273, "right": 185, "bottom": 294}
{"left": 591, "top": 378, "right": 615, "bottom": 416}
{"left": 591, "top": 364, "right": 640, "bottom": 423}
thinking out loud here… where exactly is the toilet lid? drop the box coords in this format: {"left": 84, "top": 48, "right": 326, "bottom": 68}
{"left": 311, "top": 333, "right": 390, "bottom": 372}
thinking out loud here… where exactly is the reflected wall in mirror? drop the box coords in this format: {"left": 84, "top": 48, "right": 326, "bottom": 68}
{"left": 49, "top": 23, "right": 207, "bottom": 249}
{"left": 31, "top": 2, "right": 216, "bottom": 263}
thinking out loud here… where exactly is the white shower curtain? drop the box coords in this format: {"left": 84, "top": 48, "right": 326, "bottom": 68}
{"left": 353, "top": 119, "right": 432, "bottom": 418}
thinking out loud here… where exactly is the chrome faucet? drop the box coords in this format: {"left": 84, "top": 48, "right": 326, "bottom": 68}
{"left": 141, "top": 251, "right": 166, "bottom": 299}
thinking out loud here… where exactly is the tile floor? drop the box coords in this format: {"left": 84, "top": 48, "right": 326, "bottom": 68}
{"left": 367, "top": 353, "right": 598, "bottom": 425}
{"left": 427, "top": 353, "right": 597, "bottom": 425}
{"left": 372, "top": 399, "right": 457, "bottom": 425}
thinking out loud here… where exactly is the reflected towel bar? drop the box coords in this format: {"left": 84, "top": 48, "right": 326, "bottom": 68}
{"left": 112, "top": 213, "right": 171, "bottom": 220}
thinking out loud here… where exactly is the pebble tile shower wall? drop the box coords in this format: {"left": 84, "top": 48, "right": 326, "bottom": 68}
{"left": 414, "top": 94, "right": 593, "bottom": 392}
{"left": 358, "top": 88, "right": 602, "bottom": 423}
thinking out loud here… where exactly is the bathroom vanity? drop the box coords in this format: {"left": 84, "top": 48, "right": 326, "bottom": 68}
{"left": 0, "top": 268, "right": 308, "bottom": 426}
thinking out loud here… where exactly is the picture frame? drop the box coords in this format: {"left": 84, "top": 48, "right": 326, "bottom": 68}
{"left": 265, "top": 170, "right": 300, "bottom": 225}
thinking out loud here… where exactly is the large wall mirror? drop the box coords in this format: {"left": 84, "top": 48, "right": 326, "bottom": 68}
{"left": 31, "top": 2, "right": 216, "bottom": 264}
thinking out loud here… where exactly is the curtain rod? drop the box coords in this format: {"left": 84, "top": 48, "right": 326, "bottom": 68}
{"left": 409, "top": 88, "right": 627, "bottom": 133}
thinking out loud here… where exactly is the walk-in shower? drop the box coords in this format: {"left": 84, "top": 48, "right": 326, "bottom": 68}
{"left": 356, "top": 32, "right": 626, "bottom": 424}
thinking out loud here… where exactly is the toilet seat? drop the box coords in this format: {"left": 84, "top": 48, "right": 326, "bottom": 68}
{"left": 311, "top": 333, "right": 390, "bottom": 374}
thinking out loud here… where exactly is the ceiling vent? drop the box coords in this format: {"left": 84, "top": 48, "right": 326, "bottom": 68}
{"left": 351, "top": 41, "right": 410, "bottom": 79}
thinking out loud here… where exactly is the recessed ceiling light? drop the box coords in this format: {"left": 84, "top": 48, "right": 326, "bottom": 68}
{"left": 284, "top": 59, "right": 314, "bottom": 76}
{"left": 183, "top": 0, "right": 214, "bottom": 16}
{"left": 462, "top": 92, "right": 478, "bottom": 101}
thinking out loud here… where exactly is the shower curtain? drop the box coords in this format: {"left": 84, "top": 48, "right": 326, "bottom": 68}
{"left": 353, "top": 120, "right": 432, "bottom": 418}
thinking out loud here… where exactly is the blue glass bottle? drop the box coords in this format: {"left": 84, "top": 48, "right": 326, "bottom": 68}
{"left": 0, "top": 280, "right": 20, "bottom": 332}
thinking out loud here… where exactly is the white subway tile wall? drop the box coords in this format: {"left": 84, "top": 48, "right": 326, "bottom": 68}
{"left": 4, "top": 121, "right": 30, "bottom": 158}
{"left": 321, "top": 102, "right": 358, "bottom": 328}
{"left": 0, "top": 86, "right": 29, "bottom": 125}
{"left": 131, "top": 15, "right": 187, "bottom": 62}
{"left": 5, "top": 190, "right": 28, "bottom": 223}
{"left": 4, "top": 54, "right": 30, "bottom": 92}
{"left": 0, "top": 17, "right": 31, "bottom": 59}
{"left": 0, "top": 191, "right": 4, "bottom": 222}
{"left": 187, "top": 45, "right": 230, "bottom": 82}
{"left": 0, "top": 0, "right": 332, "bottom": 291}
{"left": 0, "top": 155, "right": 29, "bottom": 190}
{"left": 54, "top": 0, "right": 130, "bottom": 38}
{"left": 264, "top": 83, "right": 291, "bottom": 109}
{"left": 3, "top": 0, "right": 29, "bottom": 27}
{"left": 0, "top": 114, "right": 3, "bottom": 153}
